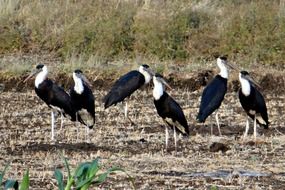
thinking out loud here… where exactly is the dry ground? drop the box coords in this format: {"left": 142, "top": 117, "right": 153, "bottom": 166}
{"left": 0, "top": 75, "right": 285, "bottom": 189}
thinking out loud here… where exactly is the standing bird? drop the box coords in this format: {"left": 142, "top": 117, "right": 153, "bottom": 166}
{"left": 24, "top": 64, "right": 85, "bottom": 140}
{"left": 103, "top": 64, "right": 154, "bottom": 124}
{"left": 196, "top": 56, "right": 238, "bottom": 135}
{"left": 70, "top": 69, "right": 95, "bottom": 140}
{"left": 238, "top": 71, "right": 269, "bottom": 140}
{"left": 153, "top": 73, "right": 189, "bottom": 152}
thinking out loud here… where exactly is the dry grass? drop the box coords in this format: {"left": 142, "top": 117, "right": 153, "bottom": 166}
{"left": 1, "top": 1, "right": 285, "bottom": 65}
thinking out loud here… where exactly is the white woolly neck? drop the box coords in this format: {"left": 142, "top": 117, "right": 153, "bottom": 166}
{"left": 152, "top": 77, "right": 164, "bottom": 100}
{"left": 239, "top": 73, "right": 251, "bottom": 96}
{"left": 73, "top": 73, "right": 84, "bottom": 94}
{"left": 35, "top": 65, "right": 48, "bottom": 88}
{"left": 217, "top": 58, "right": 229, "bottom": 79}
{"left": 139, "top": 66, "right": 152, "bottom": 84}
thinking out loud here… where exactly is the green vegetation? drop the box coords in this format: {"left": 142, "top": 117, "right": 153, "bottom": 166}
{"left": 0, "top": 164, "right": 30, "bottom": 190}
{"left": 54, "top": 157, "right": 134, "bottom": 190}
{"left": 0, "top": 0, "right": 285, "bottom": 66}
{"left": 0, "top": 158, "right": 132, "bottom": 189}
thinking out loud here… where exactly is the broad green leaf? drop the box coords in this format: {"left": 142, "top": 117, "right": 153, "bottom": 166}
{"left": 0, "top": 164, "right": 9, "bottom": 186}
{"left": 87, "top": 159, "right": 100, "bottom": 178}
{"left": 76, "top": 159, "right": 100, "bottom": 188}
{"left": 54, "top": 169, "right": 64, "bottom": 190}
{"left": 19, "top": 170, "right": 29, "bottom": 190}
{"left": 4, "top": 180, "right": 18, "bottom": 190}
{"left": 74, "top": 163, "right": 90, "bottom": 178}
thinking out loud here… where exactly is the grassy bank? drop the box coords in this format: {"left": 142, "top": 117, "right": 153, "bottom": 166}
{"left": 1, "top": 0, "right": 285, "bottom": 66}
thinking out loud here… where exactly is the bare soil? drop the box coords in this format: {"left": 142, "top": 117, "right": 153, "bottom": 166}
{"left": 0, "top": 70, "right": 285, "bottom": 189}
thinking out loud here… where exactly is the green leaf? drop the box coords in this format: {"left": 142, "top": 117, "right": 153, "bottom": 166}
{"left": 63, "top": 157, "right": 71, "bottom": 180}
{"left": 0, "top": 164, "right": 10, "bottom": 186}
{"left": 4, "top": 180, "right": 18, "bottom": 190}
{"left": 54, "top": 169, "right": 64, "bottom": 190}
{"left": 94, "top": 167, "right": 126, "bottom": 185}
{"left": 74, "top": 163, "right": 90, "bottom": 184}
{"left": 75, "top": 159, "right": 101, "bottom": 188}
{"left": 87, "top": 159, "right": 100, "bottom": 178}
{"left": 19, "top": 169, "right": 29, "bottom": 190}
{"left": 210, "top": 185, "right": 219, "bottom": 190}
{"left": 75, "top": 178, "right": 92, "bottom": 189}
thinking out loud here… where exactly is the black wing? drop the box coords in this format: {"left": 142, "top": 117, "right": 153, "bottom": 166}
{"left": 255, "top": 89, "right": 269, "bottom": 128}
{"left": 197, "top": 76, "right": 227, "bottom": 122}
{"left": 70, "top": 84, "right": 95, "bottom": 128}
{"left": 239, "top": 86, "right": 269, "bottom": 128}
{"left": 36, "top": 79, "right": 76, "bottom": 121}
{"left": 70, "top": 84, "right": 95, "bottom": 112}
{"left": 103, "top": 70, "right": 145, "bottom": 108}
{"left": 154, "top": 92, "right": 189, "bottom": 135}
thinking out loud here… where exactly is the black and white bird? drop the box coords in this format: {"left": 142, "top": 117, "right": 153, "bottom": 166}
{"left": 153, "top": 73, "right": 189, "bottom": 151}
{"left": 103, "top": 64, "right": 154, "bottom": 123}
{"left": 197, "top": 56, "right": 238, "bottom": 135}
{"left": 238, "top": 71, "right": 269, "bottom": 140}
{"left": 24, "top": 64, "right": 85, "bottom": 140}
{"left": 70, "top": 69, "right": 95, "bottom": 139}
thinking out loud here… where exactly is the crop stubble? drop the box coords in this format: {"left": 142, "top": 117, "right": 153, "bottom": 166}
{"left": 0, "top": 82, "right": 285, "bottom": 189}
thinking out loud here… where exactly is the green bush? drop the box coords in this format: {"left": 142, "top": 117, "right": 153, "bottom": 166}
{"left": 0, "top": 0, "right": 285, "bottom": 65}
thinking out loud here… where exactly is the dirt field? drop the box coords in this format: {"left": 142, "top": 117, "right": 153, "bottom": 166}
{"left": 0, "top": 72, "right": 285, "bottom": 189}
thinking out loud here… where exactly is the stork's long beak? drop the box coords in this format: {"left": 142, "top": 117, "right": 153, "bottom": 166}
{"left": 245, "top": 75, "right": 262, "bottom": 89}
{"left": 225, "top": 62, "right": 240, "bottom": 72}
{"left": 161, "top": 78, "right": 173, "bottom": 91}
{"left": 23, "top": 70, "right": 39, "bottom": 83}
{"left": 81, "top": 74, "right": 92, "bottom": 88}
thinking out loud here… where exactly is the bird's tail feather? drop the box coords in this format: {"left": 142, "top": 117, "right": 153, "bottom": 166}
{"left": 77, "top": 114, "right": 88, "bottom": 127}
{"left": 76, "top": 111, "right": 95, "bottom": 129}
{"left": 164, "top": 119, "right": 189, "bottom": 136}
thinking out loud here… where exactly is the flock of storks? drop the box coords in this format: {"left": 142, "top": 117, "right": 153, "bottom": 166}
{"left": 24, "top": 56, "right": 269, "bottom": 150}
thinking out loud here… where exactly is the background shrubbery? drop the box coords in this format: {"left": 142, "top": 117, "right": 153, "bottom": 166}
{"left": 1, "top": 0, "right": 285, "bottom": 65}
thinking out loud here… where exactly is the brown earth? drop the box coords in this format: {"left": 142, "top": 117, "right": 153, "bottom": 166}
{"left": 1, "top": 68, "right": 285, "bottom": 94}
{"left": 0, "top": 69, "right": 285, "bottom": 189}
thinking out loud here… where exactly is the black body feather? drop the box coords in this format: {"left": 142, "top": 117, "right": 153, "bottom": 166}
{"left": 197, "top": 75, "right": 227, "bottom": 122}
{"left": 70, "top": 82, "right": 95, "bottom": 129}
{"left": 239, "top": 85, "right": 269, "bottom": 129}
{"left": 154, "top": 92, "right": 189, "bottom": 135}
{"left": 35, "top": 79, "right": 86, "bottom": 125}
{"left": 103, "top": 70, "right": 145, "bottom": 108}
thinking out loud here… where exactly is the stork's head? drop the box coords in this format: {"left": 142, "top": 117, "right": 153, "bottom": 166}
{"left": 216, "top": 56, "right": 239, "bottom": 79}
{"left": 23, "top": 64, "right": 47, "bottom": 83}
{"left": 239, "top": 70, "right": 261, "bottom": 88}
{"left": 73, "top": 69, "right": 92, "bottom": 88}
{"left": 153, "top": 73, "right": 172, "bottom": 90}
{"left": 138, "top": 64, "right": 155, "bottom": 84}
{"left": 152, "top": 73, "right": 172, "bottom": 100}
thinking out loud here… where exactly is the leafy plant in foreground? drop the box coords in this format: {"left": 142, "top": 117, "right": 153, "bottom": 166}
{"left": 0, "top": 164, "right": 29, "bottom": 190}
{"left": 54, "top": 157, "right": 134, "bottom": 190}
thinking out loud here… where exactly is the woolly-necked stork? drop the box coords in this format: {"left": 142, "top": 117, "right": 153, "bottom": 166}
{"left": 24, "top": 64, "right": 85, "bottom": 140}
{"left": 70, "top": 69, "right": 95, "bottom": 140}
{"left": 153, "top": 73, "right": 189, "bottom": 152}
{"left": 196, "top": 56, "right": 238, "bottom": 135}
{"left": 103, "top": 64, "right": 154, "bottom": 123}
{"left": 238, "top": 71, "right": 269, "bottom": 140}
